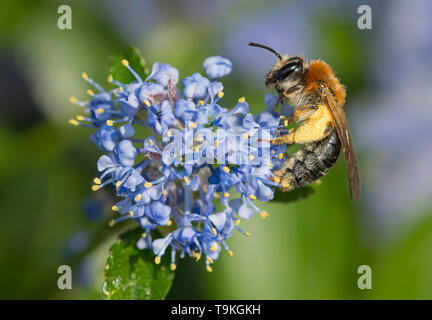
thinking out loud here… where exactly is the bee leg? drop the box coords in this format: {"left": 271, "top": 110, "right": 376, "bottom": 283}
{"left": 292, "top": 104, "right": 318, "bottom": 122}
{"left": 271, "top": 132, "right": 296, "bottom": 145}
{"left": 272, "top": 94, "right": 284, "bottom": 110}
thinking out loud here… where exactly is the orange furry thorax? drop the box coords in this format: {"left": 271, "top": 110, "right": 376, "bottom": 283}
{"left": 304, "top": 60, "right": 346, "bottom": 106}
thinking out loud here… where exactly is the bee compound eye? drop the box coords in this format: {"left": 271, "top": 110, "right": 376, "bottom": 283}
{"left": 275, "top": 62, "right": 302, "bottom": 80}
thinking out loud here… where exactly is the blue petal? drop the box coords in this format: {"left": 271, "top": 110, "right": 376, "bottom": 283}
{"left": 202, "top": 56, "right": 232, "bottom": 79}
{"left": 97, "top": 155, "right": 115, "bottom": 171}
{"left": 146, "top": 62, "right": 179, "bottom": 87}
{"left": 152, "top": 233, "right": 173, "bottom": 256}
{"left": 113, "top": 140, "right": 138, "bottom": 167}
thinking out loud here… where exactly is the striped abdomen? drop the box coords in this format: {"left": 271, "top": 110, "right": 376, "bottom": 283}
{"left": 274, "top": 130, "right": 341, "bottom": 191}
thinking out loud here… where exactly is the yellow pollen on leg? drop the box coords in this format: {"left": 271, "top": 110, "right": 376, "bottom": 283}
{"left": 154, "top": 256, "right": 161, "bottom": 264}
{"left": 170, "top": 263, "right": 177, "bottom": 271}
{"left": 238, "top": 97, "right": 246, "bottom": 103}
{"left": 121, "top": 59, "right": 129, "bottom": 66}
{"left": 144, "top": 182, "right": 152, "bottom": 188}
{"left": 111, "top": 205, "right": 118, "bottom": 211}
{"left": 93, "top": 178, "right": 101, "bottom": 185}
{"left": 81, "top": 72, "right": 88, "bottom": 80}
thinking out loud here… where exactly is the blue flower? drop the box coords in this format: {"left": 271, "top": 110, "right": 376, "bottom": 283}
{"left": 146, "top": 62, "right": 179, "bottom": 87}
{"left": 181, "top": 73, "right": 210, "bottom": 99}
{"left": 71, "top": 55, "right": 288, "bottom": 271}
{"left": 203, "top": 56, "right": 232, "bottom": 79}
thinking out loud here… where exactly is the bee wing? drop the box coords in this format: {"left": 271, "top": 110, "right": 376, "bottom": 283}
{"left": 319, "top": 84, "right": 360, "bottom": 200}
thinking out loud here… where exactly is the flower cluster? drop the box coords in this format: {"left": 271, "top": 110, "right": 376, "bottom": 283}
{"left": 70, "top": 56, "right": 291, "bottom": 271}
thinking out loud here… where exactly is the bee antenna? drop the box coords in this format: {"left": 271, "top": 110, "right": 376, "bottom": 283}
{"left": 248, "top": 42, "right": 282, "bottom": 60}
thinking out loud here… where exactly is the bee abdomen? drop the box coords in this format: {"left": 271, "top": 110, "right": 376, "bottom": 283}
{"left": 274, "top": 130, "right": 341, "bottom": 191}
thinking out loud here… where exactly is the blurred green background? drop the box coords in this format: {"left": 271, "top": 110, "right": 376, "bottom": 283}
{"left": 1, "top": 0, "right": 432, "bottom": 299}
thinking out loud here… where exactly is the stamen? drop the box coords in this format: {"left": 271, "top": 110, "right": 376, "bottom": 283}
{"left": 106, "top": 120, "right": 114, "bottom": 126}
{"left": 273, "top": 177, "right": 281, "bottom": 184}
{"left": 108, "top": 219, "right": 115, "bottom": 227}
{"left": 81, "top": 72, "right": 88, "bottom": 80}
{"left": 135, "top": 194, "right": 142, "bottom": 201}
{"left": 242, "top": 133, "right": 249, "bottom": 139}
{"left": 223, "top": 192, "right": 230, "bottom": 198}
{"left": 228, "top": 250, "right": 233, "bottom": 256}
{"left": 91, "top": 185, "right": 99, "bottom": 191}
{"left": 141, "top": 233, "right": 147, "bottom": 238}
{"left": 93, "top": 178, "right": 101, "bottom": 184}
{"left": 122, "top": 59, "right": 143, "bottom": 82}
{"left": 222, "top": 166, "right": 230, "bottom": 173}
{"left": 128, "top": 211, "right": 133, "bottom": 217}
{"left": 167, "top": 220, "right": 172, "bottom": 226}
{"left": 198, "top": 100, "right": 204, "bottom": 105}
{"left": 69, "top": 96, "right": 77, "bottom": 104}
{"left": 107, "top": 74, "right": 113, "bottom": 83}
{"left": 207, "top": 257, "right": 214, "bottom": 264}
{"left": 144, "top": 182, "right": 152, "bottom": 188}
{"left": 76, "top": 115, "right": 85, "bottom": 121}
{"left": 248, "top": 155, "right": 254, "bottom": 160}
{"left": 170, "top": 263, "right": 177, "bottom": 271}
{"left": 184, "top": 177, "right": 190, "bottom": 184}
{"left": 115, "top": 181, "right": 122, "bottom": 188}
{"left": 69, "top": 119, "right": 79, "bottom": 126}
{"left": 206, "top": 265, "right": 213, "bottom": 272}
{"left": 238, "top": 97, "right": 246, "bottom": 103}
{"left": 249, "top": 194, "right": 257, "bottom": 200}
{"left": 86, "top": 89, "right": 94, "bottom": 96}
{"left": 212, "top": 227, "right": 217, "bottom": 235}
{"left": 217, "top": 91, "right": 224, "bottom": 98}
{"left": 210, "top": 243, "right": 218, "bottom": 251}
{"left": 190, "top": 121, "right": 197, "bottom": 128}
{"left": 277, "top": 153, "right": 284, "bottom": 160}
{"left": 143, "top": 99, "right": 151, "bottom": 107}
{"left": 155, "top": 256, "right": 161, "bottom": 264}
{"left": 96, "top": 108, "right": 105, "bottom": 114}
{"left": 111, "top": 205, "right": 118, "bottom": 211}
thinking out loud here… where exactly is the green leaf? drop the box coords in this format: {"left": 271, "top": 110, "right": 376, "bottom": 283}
{"left": 103, "top": 228, "right": 174, "bottom": 300}
{"left": 109, "top": 46, "right": 149, "bottom": 84}
{"left": 273, "top": 184, "right": 318, "bottom": 203}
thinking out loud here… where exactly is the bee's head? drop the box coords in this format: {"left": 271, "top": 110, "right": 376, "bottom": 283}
{"left": 248, "top": 42, "right": 305, "bottom": 94}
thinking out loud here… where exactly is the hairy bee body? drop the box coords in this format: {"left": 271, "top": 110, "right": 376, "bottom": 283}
{"left": 274, "top": 130, "right": 341, "bottom": 191}
{"left": 249, "top": 41, "right": 360, "bottom": 198}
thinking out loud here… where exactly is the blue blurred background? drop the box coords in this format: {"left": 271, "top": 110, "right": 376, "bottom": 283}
{"left": 1, "top": 0, "right": 432, "bottom": 299}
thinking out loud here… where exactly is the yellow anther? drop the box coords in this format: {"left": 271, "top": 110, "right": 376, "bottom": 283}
{"left": 214, "top": 140, "right": 218, "bottom": 147}
{"left": 282, "top": 120, "right": 288, "bottom": 127}
{"left": 117, "top": 87, "right": 123, "bottom": 93}
{"left": 267, "top": 163, "right": 273, "bottom": 167}
{"left": 155, "top": 256, "right": 161, "bottom": 264}
{"left": 170, "top": 263, "right": 177, "bottom": 271}
{"left": 210, "top": 243, "right": 218, "bottom": 251}
{"left": 212, "top": 228, "right": 217, "bottom": 235}
{"left": 106, "top": 120, "right": 114, "bottom": 126}
{"left": 245, "top": 232, "right": 251, "bottom": 237}
{"left": 242, "top": 132, "right": 249, "bottom": 139}
{"left": 162, "top": 189, "right": 167, "bottom": 196}
{"left": 86, "top": 89, "right": 94, "bottom": 96}
{"left": 111, "top": 205, "right": 118, "bottom": 212}
{"left": 167, "top": 220, "right": 172, "bottom": 226}
{"left": 167, "top": 130, "right": 172, "bottom": 137}
{"left": 91, "top": 185, "right": 99, "bottom": 191}
{"left": 222, "top": 166, "right": 230, "bottom": 173}
{"left": 190, "top": 121, "right": 197, "bottom": 128}
{"left": 144, "top": 182, "right": 153, "bottom": 188}
{"left": 193, "top": 146, "right": 199, "bottom": 152}
{"left": 107, "top": 74, "right": 113, "bottom": 83}
{"left": 249, "top": 194, "right": 257, "bottom": 200}
{"left": 206, "top": 265, "right": 213, "bottom": 272}
{"left": 135, "top": 194, "right": 142, "bottom": 201}
{"left": 235, "top": 219, "right": 240, "bottom": 226}
{"left": 93, "top": 177, "right": 101, "bottom": 185}
{"left": 184, "top": 177, "right": 190, "bottom": 184}
{"left": 76, "top": 115, "right": 85, "bottom": 121}
{"left": 81, "top": 72, "right": 88, "bottom": 80}
{"left": 128, "top": 211, "right": 133, "bottom": 217}
{"left": 207, "top": 257, "right": 214, "bottom": 264}
{"left": 214, "top": 193, "right": 220, "bottom": 200}
{"left": 69, "top": 119, "right": 79, "bottom": 126}
{"left": 248, "top": 155, "right": 254, "bottom": 160}
{"left": 198, "top": 100, "right": 204, "bottom": 105}
{"left": 69, "top": 96, "right": 77, "bottom": 104}
{"left": 217, "top": 91, "right": 224, "bottom": 98}
{"left": 141, "top": 233, "right": 147, "bottom": 238}
{"left": 149, "top": 139, "right": 154, "bottom": 145}
{"left": 121, "top": 59, "right": 129, "bottom": 66}
{"left": 262, "top": 210, "right": 270, "bottom": 217}
{"left": 108, "top": 219, "right": 115, "bottom": 227}
{"left": 280, "top": 115, "right": 287, "bottom": 119}
{"left": 115, "top": 181, "right": 122, "bottom": 188}
{"left": 278, "top": 153, "right": 284, "bottom": 160}
{"left": 143, "top": 99, "right": 151, "bottom": 107}
{"left": 223, "top": 192, "right": 230, "bottom": 198}
{"left": 273, "top": 177, "right": 281, "bottom": 184}
{"left": 228, "top": 250, "right": 233, "bottom": 257}
{"left": 259, "top": 212, "right": 267, "bottom": 219}
{"left": 238, "top": 97, "right": 246, "bottom": 103}
{"left": 96, "top": 108, "right": 104, "bottom": 114}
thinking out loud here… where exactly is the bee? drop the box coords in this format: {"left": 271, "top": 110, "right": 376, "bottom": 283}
{"left": 249, "top": 42, "right": 360, "bottom": 200}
